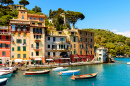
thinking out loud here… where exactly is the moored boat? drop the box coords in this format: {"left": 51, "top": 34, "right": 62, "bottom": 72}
{"left": 59, "top": 69, "right": 80, "bottom": 75}
{"left": 24, "top": 70, "right": 50, "bottom": 75}
{"left": 5, "top": 67, "right": 17, "bottom": 73}
{"left": 127, "top": 62, "right": 130, "bottom": 65}
{"left": 52, "top": 67, "right": 68, "bottom": 72}
{"left": 21, "top": 68, "right": 29, "bottom": 71}
{"left": 0, "top": 78, "right": 8, "bottom": 86}
{"left": 71, "top": 73, "right": 97, "bottom": 80}
{"left": 0, "top": 72, "right": 12, "bottom": 78}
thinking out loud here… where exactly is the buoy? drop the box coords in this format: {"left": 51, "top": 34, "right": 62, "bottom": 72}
{"left": 92, "top": 83, "right": 94, "bottom": 85}
{"left": 39, "top": 80, "right": 41, "bottom": 82}
{"left": 30, "top": 78, "right": 32, "bottom": 80}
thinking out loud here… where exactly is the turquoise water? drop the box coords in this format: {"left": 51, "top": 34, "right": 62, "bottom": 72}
{"left": 6, "top": 58, "right": 130, "bottom": 86}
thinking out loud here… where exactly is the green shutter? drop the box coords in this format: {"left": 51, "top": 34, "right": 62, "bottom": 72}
{"left": 12, "top": 47, "right": 14, "bottom": 51}
{"left": 23, "top": 39, "right": 26, "bottom": 44}
{"left": 17, "top": 46, "right": 20, "bottom": 51}
{"left": 23, "top": 47, "right": 26, "bottom": 51}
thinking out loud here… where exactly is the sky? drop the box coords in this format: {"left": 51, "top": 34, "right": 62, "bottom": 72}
{"left": 13, "top": 0, "right": 130, "bottom": 37}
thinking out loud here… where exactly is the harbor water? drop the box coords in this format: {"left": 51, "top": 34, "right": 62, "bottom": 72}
{"left": 6, "top": 58, "right": 130, "bottom": 86}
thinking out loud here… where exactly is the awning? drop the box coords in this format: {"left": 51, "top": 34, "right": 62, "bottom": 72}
{"left": 60, "top": 58, "right": 70, "bottom": 59}
{"left": 22, "top": 60, "right": 31, "bottom": 62}
{"left": 15, "top": 59, "right": 22, "bottom": 62}
{"left": 74, "top": 57, "right": 79, "bottom": 58}
{"left": 46, "top": 59, "right": 53, "bottom": 61}
{"left": 35, "top": 58, "right": 42, "bottom": 60}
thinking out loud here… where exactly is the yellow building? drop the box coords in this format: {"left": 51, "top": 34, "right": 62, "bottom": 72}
{"left": 9, "top": 9, "right": 46, "bottom": 64}
{"left": 8, "top": 4, "right": 24, "bottom": 11}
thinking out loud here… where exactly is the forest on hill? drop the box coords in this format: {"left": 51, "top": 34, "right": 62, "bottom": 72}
{"left": 83, "top": 28, "right": 130, "bottom": 57}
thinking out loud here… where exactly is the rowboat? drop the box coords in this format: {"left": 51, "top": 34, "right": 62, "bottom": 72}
{"left": 21, "top": 68, "right": 29, "bottom": 71}
{"left": 59, "top": 69, "right": 80, "bottom": 75}
{"left": 0, "top": 78, "right": 8, "bottom": 86}
{"left": 52, "top": 67, "right": 68, "bottom": 72}
{"left": 24, "top": 70, "right": 50, "bottom": 75}
{"left": 0, "top": 72, "right": 12, "bottom": 78}
{"left": 71, "top": 73, "right": 97, "bottom": 80}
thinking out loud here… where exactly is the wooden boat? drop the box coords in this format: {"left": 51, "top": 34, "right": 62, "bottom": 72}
{"left": 71, "top": 73, "right": 97, "bottom": 80}
{"left": 21, "top": 68, "right": 29, "bottom": 71}
{"left": 52, "top": 67, "right": 68, "bottom": 72}
{"left": 0, "top": 72, "right": 12, "bottom": 78}
{"left": 24, "top": 70, "right": 50, "bottom": 75}
{"left": 59, "top": 69, "right": 80, "bottom": 75}
{"left": 0, "top": 78, "right": 8, "bottom": 86}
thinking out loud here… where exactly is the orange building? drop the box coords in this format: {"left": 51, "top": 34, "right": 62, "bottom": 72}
{"left": 0, "top": 26, "right": 11, "bottom": 64}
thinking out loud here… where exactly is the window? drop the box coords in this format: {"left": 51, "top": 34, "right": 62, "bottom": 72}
{"left": 12, "top": 25, "right": 15, "bottom": 31}
{"left": 86, "top": 51, "right": 87, "bottom": 54}
{"left": 39, "top": 18, "right": 44, "bottom": 21}
{"left": 34, "top": 35, "right": 35, "bottom": 38}
{"left": 48, "top": 45, "right": 50, "bottom": 48}
{"left": 53, "top": 52, "right": 55, "bottom": 56}
{"left": 91, "top": 51, "right": 93, "bottom": 54}
{"left": 74, "top": 51, "right": 76, "bottom": 54}
{"left": 48, "top": 52, "right": 50, "bottom": 56}
{"left": 91, "top": 39, "right": 92, "bottom": 42}
{"left": 23, "top": 33, "right": 26, "bottom": 37}
{"left": 31, "top": 52, "right": 33, "bottom": 56}
{"left": 23, "top": 54, "right": 26, "bottom": 58}
{"left": 17, "top": 39, "right": 22, "bottom": 43}
{"left": 36, "top": 51, "right": 39, "bottom": 56}
{"left": 80, "top": 51, "right": 82, "bottom": 55}
{"left": 23, "top": 39, "right": 26, "bottom": 44}
{"left": 18, "top": 25, "right": 21, "bottom": 29}
{"left": 23, "top": 25, "right": 26, "bottom": 29}
{"left": 20, "top": 6, "right": 21, "bottom": 9}
{"left": 91, "top": 33, "right": 92, "bottom": 36}
{"left": 71, "top": 51, "right": 72, "bottom": 54}
{"left": 6, "top": 36, "right": 9, "bottom": 40}
{"left": 80, "top": 31, "right": 82, "bottom": 34}
{"left": 86, "top": 44, "right": 87, "bottom": 49}
{"left": 2, "top": 43, "right": 6, "bottom": 48}
{"left": 2, "top": 51, "right": 5, "bottom": 56}
{"left": 17, "top": 54, "right": 20, "bottom": 58}
{"left": 80, "top": 38, "right": 82, "bottom": 41}
{"left": 53, "top": 37, "right": 55, "bottom": 42}
{"left": 23, "top": 46, "right": 26, "bottom": 51}
{"left": 86, "top": 32, "right": 87, "bottom": 35}
{"left": 40, "top": 28, "right": 42, "bottom": 34}
{"left": 74, "top": 36, "right": 76, "bottom": 42}
{"left": 31, "top": 44, "right": 33, "bottom": 48}
{"left": 71, "top": 32, "right": 74, "bottom": 35}
{"left": 30, "top": 17, "right": 32, "bottom": 20}
{"left": 86, "top": 38, "right": 87, "bottom": 42}
{"left": 18, "top": 33, "right": 20, "bottom": 37}
{"left": 12, "top": 47, "right": 14, "bottom": 51}
{"left": 48, "top": 37, "right": 50, "bottom": 41}
{"left": 74, "top": 44, "right": 76, "bottom": 49}
{"left": 22, "top": 15, "right": 24, "bottom": 19}
{"left": 60, "top": 38, "right": 64, "bottom": 42}
{"left": 17, "top": 46, "right": 20, "bottom": 51}
{"left": 0, "top": 35, "right": 1, "bottom": 39}
{"left": 12, "top": 55, "right": 14, "bottom": 58}
{"left": 80, "top": 44, "right": 83, "bottom": 49}
{"left": 34, "top": 18, "right": 36, "bottom": 20}
{"left": 90, "top": 44, "right": 92, "bottom": 49}
{"left": 61, "top": 45, "right": 64, "bottom": 49}
{"left": 7, "top": 44, "right": 10, "bottom": 48}
{"left": 33, "top": 28, "right": 35, "bottom": 33}
{"left": 21, "top": 12, "right": 22, "bottom": 13}
{"left": 59, "top": 32, "right": 62, "bottom": 34}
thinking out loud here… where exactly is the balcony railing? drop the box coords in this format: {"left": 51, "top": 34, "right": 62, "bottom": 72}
{"left": 33, "top": 47, "right": 42, "bottom": 51}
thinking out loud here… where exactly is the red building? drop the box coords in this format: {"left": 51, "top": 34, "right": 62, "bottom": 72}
{"left": 0, "top": 26, "right": 11, "bottom": 64}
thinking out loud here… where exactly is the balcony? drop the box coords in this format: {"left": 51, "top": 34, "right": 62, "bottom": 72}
{"left": 33, "top": 47, "right": 42, "bottom": 51}
{"left": 34, "top": 38, "right": 41, "bottom": 42}
{"left": 51, "top": 48, "right": 70, "bottom": 52}
{"left": 17, "top": 29, "right": 21, "bottom": 31}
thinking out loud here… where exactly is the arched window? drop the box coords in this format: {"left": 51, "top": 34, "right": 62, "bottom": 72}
{"left": 23, "top": 25, "right": 26, "bottom": 29}
{"left": 18, "top": 25, "right": 21, "bottom": 29}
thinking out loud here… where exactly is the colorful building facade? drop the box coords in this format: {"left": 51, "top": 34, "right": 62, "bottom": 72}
{"left": 0, "top": 26, "right": 11, "bottom": 64}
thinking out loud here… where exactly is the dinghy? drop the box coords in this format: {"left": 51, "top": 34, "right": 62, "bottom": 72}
{"left": 24, "top": 70, "right": 50, "bottom": 75}
{"left": 71, "top": 73, "right": 97, "bottom": 80}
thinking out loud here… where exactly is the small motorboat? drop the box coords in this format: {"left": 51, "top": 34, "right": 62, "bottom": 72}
{"left": 21, "top": 68, "right": 29, "bottom": 71}
{"left": 24, "top": 70, "right": 50, "bottom": 75}
{"left": 52, "top": 67, "right": 68, "bottom": 72}
{"left": 71, "top": 73, "right": 97, "bottom": 80}
{"left": 59, "top": 69, "right": 80, "bottom": 75}
{"left": 0, "top": 72, "right": 12, "bottom": 78}
{"left": 127, "top": 62, "right": 130, "bottom": 65}
{"left": 0, "top": 78, "right": 8, "bottom": 86}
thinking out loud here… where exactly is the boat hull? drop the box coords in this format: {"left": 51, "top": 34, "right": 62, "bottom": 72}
{"left": 59, "top": 70, "right": 80, "bottom": 75}
{"left": 0, "top": 73, "right": 12, "bottom": 78}
{"left": 24, "top": 70, "right": 50, "bottom": 75}
{"left": 21, "top": 68, "right": 29, "bottom": 71}
{"left": 0, "top": 78, "right": 8, "bottom": 86}
{"left": 71, "top": 73, "right": 97, "bottom": 80}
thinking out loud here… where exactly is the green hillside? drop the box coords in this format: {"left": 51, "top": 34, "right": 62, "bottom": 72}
{"left": 83, "top": 28, "right": 130, "bottom": 57}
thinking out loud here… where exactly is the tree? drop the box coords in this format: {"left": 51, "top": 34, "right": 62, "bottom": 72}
{"left": 19, "top": 0, "right": 29, "bottom": 8}
{"left": 67, "top": 11, "right": 85, "bottom": 28}
{"left": 0, "top": 0, "right": 5, "bottom": 6}
{"left": 5, "top": 0, "right": 13, "bottom": 5}
{"left": 32, "top": 6, "right": 42, "bottom": 12}
{"left": 49, "top": 9, "right": 52, "bottom": 18}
